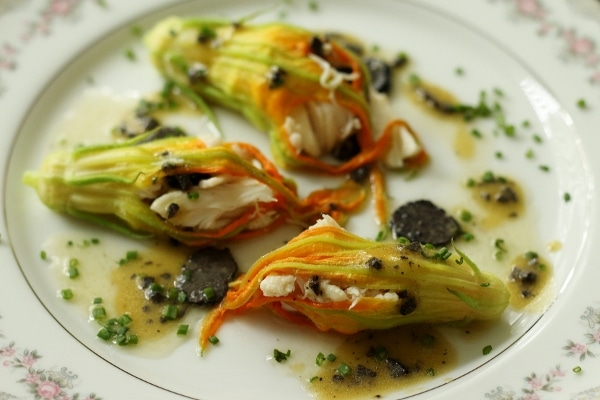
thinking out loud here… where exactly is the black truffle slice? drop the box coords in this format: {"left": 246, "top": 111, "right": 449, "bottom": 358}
{"left": 389, "top": 200, "right": 461, "bottom": 246}
{"left": 174, "top": 247, "right": 238, "bottom": 305}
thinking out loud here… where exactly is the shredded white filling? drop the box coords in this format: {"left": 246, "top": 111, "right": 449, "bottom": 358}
{"left": 260, "top": 275, "right": 297, "bottom": 297}
{"left": 258, "top": 269, "right": 399, "bottom": 310}
{"left": 149, "top": 176, "right": 277, "bottom": 230}
{"left": 308, "top": 53, "right": 359, "bottom": 91}
{"left": 369, "top": 89, "right": 422, "bottom": 168}
{"left": 309, "top": 214, "right": 340, "bottom": 230}
{"left": 284, "top": 102, "right": 357, "bottom": 157}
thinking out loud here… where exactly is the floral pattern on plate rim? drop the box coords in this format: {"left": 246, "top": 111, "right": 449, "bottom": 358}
{"left": 490, "top": 0, "right": 600, "bottom": 88}
{"left": 484, "top": 305, "right": 600, "bottom": 399}
{"left": 0, "top": 316, "right": 101, "bottom": 400}
{"left": 0, "top": 0, "right": 599, "bottom": 399}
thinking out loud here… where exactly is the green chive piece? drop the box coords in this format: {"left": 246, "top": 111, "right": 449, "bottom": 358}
{"left": 460, "top": 210, "right": 472, "bottom": 222}
{"left": 161, "top": 304, "right": 179, "bottom": 320}
{"left": 177, "top": 324, "right": 189, "bottom": 336}
{"left": 118, "top": 314, "right": 133, "bottom": 326}
{"left": 187, "top": 191, "right": 199, "bottom": 200}
{"left": 564, "top": 192, "right": 571, "bottom": 202}
{"left": 576, "top": 99, "right": 587, "bottom": 109}
{"left": 125, "top": 48, "right": 136, "bottom": 61}
{"left": 482, "top": 345, "right": 493, "bottom": 355}
{"left": 471, "top": 129, "right": 483, "bottom": 138}
{"left": 93, "top": 297, "right": 103, "bottom": 304}
{"left": 336, "top": 362, "right": 352, "bottom": 377}
{"left": 427, "top": 367, "right": 436, "bottom": 376}
{"left": 274, "top": 348, "right": 291, "bottom": 363}
{"left": 539, "top": 165, "right": 550, "bottom": 172}
{"left": 316, "top": 352, "right": 326, "bottom": 366}
{"left": 462, "top": 232, "right": 475, "bottom": 242}
{"left": 67, "top": 266, "right": 79, "bottom": 279}
{"left": 40, "top": 250, "right": 47, "bottom": 260}
{"left": 208, "top": 335, "right": 220, "bottom": 345}
{"left": 92, "top": 307, "right": 107, "bottom": 320}
{"left": 573, "top": 365, "right": 582, "bottom": 373}
{"left": 97, "top": 328, "right": 111, "bottom": 341}
{"left": 202, "top": 286, "right": 216, "bottom": 301}
{"left": 525, "top": 149, "right": 535, "bottom": 159}
{"left": 327, "top": 353, "right": 337, "bottom": 362}
{"left": 60, "top": 288, "right": 73, "bottom": 300}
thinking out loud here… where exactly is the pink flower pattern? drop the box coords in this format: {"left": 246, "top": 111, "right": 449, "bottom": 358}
{"left": 0, "top": 325, "right": 101, "bottom": 399}
{"left": 0, "top": 0, "right": 107, "bottom": 95}
{"left": 493, "top": 0, "right": 600, "bottom": 87}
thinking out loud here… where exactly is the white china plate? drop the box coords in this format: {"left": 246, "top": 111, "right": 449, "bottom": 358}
{"left": 2, "top": 1, "right": 600, "bottom": 399}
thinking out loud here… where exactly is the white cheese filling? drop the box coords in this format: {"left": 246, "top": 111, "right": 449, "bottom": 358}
{"left": 149, "top": 176, "right": 277, "bottom": 230}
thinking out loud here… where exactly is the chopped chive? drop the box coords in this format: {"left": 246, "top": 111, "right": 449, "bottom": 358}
{"left": 327, "top": 353, "right": 337, "bottom": 362}
{"left": 482, "top": 345, "right": 493, "bottom": 355}
{"left": 480, "top": 282, "right": 491, "bottom": 287}
{"left": 93, "top": 297, "right": 103, "bottom": 304}
{"left": 60, "top": 288, "right": 73, "bottom": 300}
{"left": 97, "top": 328, "right": 111, "bottom": 341}
{"left": 130, "top": 25, "right": 143, "bottom": 37}
{"left": 177, "top": 324, "right": 189, "bottom": 336}
{"left": 573, "top": 365, "right": 582, "bottom": 373}
{"left": 539, "top": 165, "right": 550, "bottom": 172}
{"left": 481, "top": 171, "right": 495, "bottom": 183}
{"left": 471, "top": 129, "right": 483, "bottom": 138}
{"left": 187, "top": 191, "right": 199, "bottom": 200}
{"left": 525, "top": 149, "right": 535, "bottom": 159}
{"left": 124, "top": 48, "right": 136, "bottom": 61}
{"left": 91, "top": 238, "right": 100, "bottom": 245}
{"left": 127, "top": 334, "right": 138, "bottom": 345}
{"left": 533, "top": 134, "right": 543, "bottom": 144}
{"left": 208, "top": 335, "right": 220, "bottom": 345}
{"left": 161, "top": 304, "right": 179, "bottom": 320}
{"left": 92, "top": 307, "right": 107, "bottom": 320}
{"left": 408, "top": 73, "right": 421, "bottom": 85}
{"left": 118, "top": 314, "right": 132, "bottom": 326}
{"left": 202, "top": 286, "right": 216, "bottom": 301}
{"left": 396, "top": 236, "right": 410, "bottom": 245}
{"left": 427, "top": 367, "right": 436, "bottom": 376}
{"left": 309, "top": 376, "right": 320, "bottom": 383}
{"left": 316, "top": 352, "right": 326, "bottom": 366}
{"left": 336, "top": 362, "right": 352, "bottom": 377}
{"left": 495, "top": 151, "right": 504, "bottom": 159}
{"left": 274, "top": 348, "right": 291, "bottom": 362}
{"left": 67, "top": 266, "right": 79, "bottom": 279}
{"left": 564, "top": 192, "right": 571, "bottom": 202}
{"left": 460, "top": 210, "right": 473, "bottom": 223}
{"left": 40, "top": 250, "right": 47, "bottom": 260}
{"left": 455, "top": 67, "right": 464, "bottom": 75}
{"left": 576, "top": 98, "right": 587, "bottom": 109}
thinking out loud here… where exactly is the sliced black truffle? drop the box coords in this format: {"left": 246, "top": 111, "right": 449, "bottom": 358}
{"left": 174, "top": 247, "right": 238, "bottom": 305}
{"left": 389, "top": 200, "right": 461, "bottom": 246}
{"left": 364, "top": 57, "right": 392, "bottom": 94}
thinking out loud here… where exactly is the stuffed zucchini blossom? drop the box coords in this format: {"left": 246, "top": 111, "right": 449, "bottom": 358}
{"left": 199, "top": 215, "right": 510, "bottom": 351}
{"left": 143, "top": 17, "right": 428, "bottom": 174}
{"left": 23, "top": 131, "right": 364, "bottom": 247}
